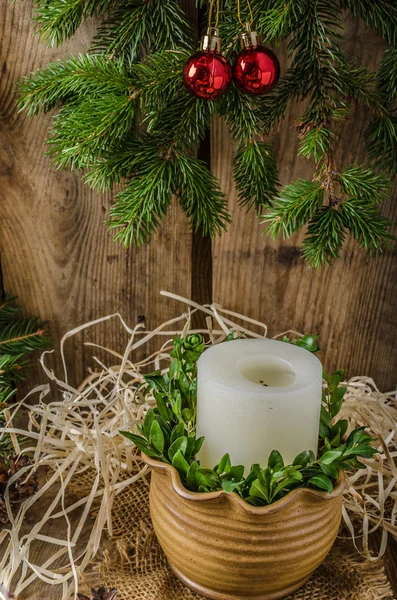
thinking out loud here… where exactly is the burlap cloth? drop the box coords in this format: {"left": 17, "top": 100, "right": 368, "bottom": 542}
{"left": 92, "top": 472, "right": 395, "bottom": 600}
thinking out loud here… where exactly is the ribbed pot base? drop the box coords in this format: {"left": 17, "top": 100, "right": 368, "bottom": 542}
{"left": 170, "top": 563, "right": 311, "bottom": 600}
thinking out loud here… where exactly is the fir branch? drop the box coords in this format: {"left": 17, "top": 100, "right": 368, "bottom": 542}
{"left": 338, "top": 165, "right": 389, "bottom": 204}
{"left": 366, "top": 116, "right": 397, "bottom": 177}
{"left": 108, "top": 158, "right": 174, "bottom": 246}
{"left": 47, "top": 94, "right": 136, "bottom": 169}
{"left": 377, "top": 45, "right": 397, "bottom": 105}
{"left": 341, "top": 0, "right": 397, "bottom": 45}
{"left": 262, "top": 180, "right": 324, "bottom": 238}
{"left": 0, "top": 319, "right": 49, "bottom": 355}
{"left": 233, "top": 141, "right": 279, "bottom": 210}
{"left": 174, "top": 154, "right": 231, "bottom": 235}
{"left": 256, "top": 0, "right": 298, "bottom": 42}
{"left": 297, "top": 122, "right": 335, "bottom": 162}
{"left": 0, "top": 354, "right": 27, "bottom": 382}
{"left": 33, "top": 0, "right": 114, "bottom": 46}
{"left": 0, "top": 297, "right": 19, "bottom": 324}
{"left": 302, "top": 206, "right": 346, "bottom": 267}
{"left": 341, "top": 197, "right": 394, "bottom": 254}
{"left": 17, "top": 0, "right": 397, "bottom": 261}
{"left": 17, "top": 54, "right": 132, "bottom": 117}
{"left": 94, "top": 1, "right": 193, "bottom": 62}
{"left": 133, "top": 50, "right": 190, "bottom": 109}
{"left": 218, "top": 83, "right": 265, "bottom": 144}
{"left": 83, "top": 137, "right": 144, "bottom": 190}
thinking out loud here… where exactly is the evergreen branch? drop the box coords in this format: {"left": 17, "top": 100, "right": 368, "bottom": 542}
{"left": 341, "top": 0, "right": 397, "bottom": 45}
{"left": 233, "top": 141, "right": 279, "bottom": 210}
{"left": 341, "top": 197, "right": 394, "bottom": 254}
{"left": 218, "top": 83, "right": 265, "bottom": 144}
{"left": 366, "top": 116, "right": 397, "bottom": 177}
{"left": 174, "top": 154, "right": 230, "bottom": 236}
{"left": 133, "top": 50, "right": 213, "bottom": 149}
{"left": 301, "top": 206, "right": 347, "bottom": 267}
{"left": 94, "top": 0, "right": 193, "bottom": 61}
{"left": 297, "top": 122, "right": 335, "bottom": 162}
{"left": 83, "top": 137, "right": 144, "bottom": 190}
{"left": 93, "top": 2, "right": 150, "bottom": 61}
{"left": 262, "top": 179, "right": 324, "bottom": 238}
{"left": 332, "top": 66, "right": 383, "bottom": 113}
{"left": 150, "top": 95, "right": 213, "bottom": 150}
{"left": 0, "top": 355, "right": 28, "bottom": 382}
{"left": 256, "top": 0, "right": 298, "bottom": 42}
{"left": 0, "top": 297, "right": 19, "bottom": 324}
{"left": 108, "top": 158, "right": 174, "bottom": 246}
{"left": 133, "top": 49, "right": 190, "bottom": 108}
{"left": 377, "top": 45, "right": 397, "bottom": 105}
{"left": 0, "top": 320, "right": 50, "bottom": 355}
{"left": 17, "top": 54, "right": 132, "bottom": 117}
{"left": 47, "top": 94, "right": 136, "bottom": 169}
{"left": 33, "top": 0, "right": 114, "bottom": 46}
{"left": 338, "top": 165, "right": 389, "bottom": 204}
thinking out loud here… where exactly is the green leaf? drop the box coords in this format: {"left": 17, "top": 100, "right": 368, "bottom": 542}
{"left": 172, "top": 449, "right": 189, "bottom": 475}
{"left": 268, "top": 450, "right": 284, "bottom": 469}
{"left": 120, "top": 431, "right": 161, "bottom": 459}
{"left": 250, "top": 479, "right": 269, "bottom": 503}
{"left": 330, "top": 419, "right": 349, "bottom": 439}
{"left": 170, "top": 422, "right": 185, "bottom": 444}
{"left": 328, "top": 373, "right": 342, "bottom": 393}
{"left": 149, "top": 419, "right": 165, "bottom": 454}
{"left": 179, "top": 373, "right": 190, "bottom": 398}
{"left": 143, "top": 408, "right": 156, "bottom": 439}
{"left": 291, "top": 335, "right": 320, "bottom": 353}
{"left": 184, "top": 435, "right": 195, "bottom": 461}
{"left": 168, "top": 436, "right": 188, "bottom": 463}
{"left": 319, "top": 450, "right": 343, "bottom": 465}
{"left": 186, "top": 461, "right": 199, "bottom": 490}
{"left": 293, "top": 450, "right": 315, "bottom": 468}
{"left": 195, "top": 468, "right": 220, "bottom": 490}
{"left": 320, "top": 405, "right": 332, "bottom": 428}
{"left": 217, "top": 453, "right": 232, "bottom": 475}
{"left": 320, "top": 462, "right": 339, "bottom": 479}
{"left": 172, "top": 391, "right": 183, "bottom": 419}
{"left": 273, "top": 473, "right": 302, "bottom": 497}
{"left": 169, "top": 358, "right": 179, "bottom": 379}
{"left": 222, "top": 478, "right": 244, "bottom": 493}
{"left": 330, "top": 385, "right": 347, "bottom": 417}
{"left": 308, "top": 474, "right": 333, "bottom": 494}
{"left": 193, "top": 436, "right": 205, "bottom": 456}
{"left": 144, "top": 373, "right": 168, "bottom": 392}
{"left": 346, "top": 426, "right": 367, "bottom": 445}
{"left": 155, "top": 393, "right": 173, "bottom": 423}
{"left": 182, "top": 407, "right": 194, "bottom": 422}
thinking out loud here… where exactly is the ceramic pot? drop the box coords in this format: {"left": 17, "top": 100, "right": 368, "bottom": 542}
{"left": 142, "top": 454, "right": 344, "bottom": 600}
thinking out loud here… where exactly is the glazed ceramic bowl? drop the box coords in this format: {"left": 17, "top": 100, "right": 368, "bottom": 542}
{"left": 142, "top": 453, "right": 345, "bottom": 600}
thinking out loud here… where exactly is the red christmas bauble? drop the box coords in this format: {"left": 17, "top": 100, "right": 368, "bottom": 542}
{"left": 183, "top": 51, "right": 232, "bottom": 101}
{"left": 233, "top": 46, "right": 280, "bottom": 95}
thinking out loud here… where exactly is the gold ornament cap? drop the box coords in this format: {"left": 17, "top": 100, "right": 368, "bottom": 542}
{"left": 200, "top": 27, "right": 222, "bottom": 53}
{"left": 240, "top": 23, "right": 262, "bottom": 49}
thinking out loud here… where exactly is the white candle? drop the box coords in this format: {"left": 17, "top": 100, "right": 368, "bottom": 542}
{"left": 196, "top": 338, "right": 322, "bottom": 471}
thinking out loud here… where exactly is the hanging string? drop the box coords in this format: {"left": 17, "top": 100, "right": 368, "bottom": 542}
{"left": 237, "top": 0, "right": 254, "bottom": 28}
{"left": 208, "top": 0, "right": 221, "bottom": 29}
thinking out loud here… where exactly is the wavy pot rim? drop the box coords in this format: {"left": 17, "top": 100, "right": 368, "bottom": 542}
{"left": 141, "top": 452, "right": 345, "bottom": 515}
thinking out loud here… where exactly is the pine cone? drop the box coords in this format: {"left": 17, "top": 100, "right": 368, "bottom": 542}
{"left": 77, "top": 587, "right": 118, "bottom": 600}
{"left": 8, "top": 455, "right": 38, "bottom": 501}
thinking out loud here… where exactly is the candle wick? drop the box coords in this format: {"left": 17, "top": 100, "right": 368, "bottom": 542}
{"left": 259, "top": 380, "right": 269, "bottom": 387}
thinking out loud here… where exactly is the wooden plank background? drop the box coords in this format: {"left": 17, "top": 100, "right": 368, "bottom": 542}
{"left": 0, "top": 1, "right": 396, "bottom": 396}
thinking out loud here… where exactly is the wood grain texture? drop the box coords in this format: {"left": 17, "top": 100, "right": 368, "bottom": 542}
{"left": 0, "top": 1, "right": 192, "bottom": 393}
{"left": 212, "top": 20, "right": 397, "bottom": 389}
